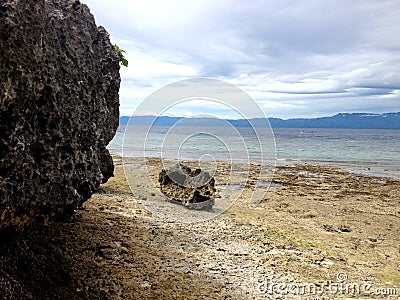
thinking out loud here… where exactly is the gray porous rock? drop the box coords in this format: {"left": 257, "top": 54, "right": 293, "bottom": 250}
{"left": 158, "top": 163, "right": 216, "bottom": 210}
{"left": 0, "top": 0, "right": 120, "bottom": 231}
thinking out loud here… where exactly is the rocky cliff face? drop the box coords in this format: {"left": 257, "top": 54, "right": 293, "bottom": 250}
{"left": 0, "top": 0, "right": 120, "bottom": 231}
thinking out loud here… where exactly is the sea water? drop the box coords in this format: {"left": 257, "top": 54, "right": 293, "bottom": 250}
{"left": 108, "top": 125, "right": 400, "bottom": 178}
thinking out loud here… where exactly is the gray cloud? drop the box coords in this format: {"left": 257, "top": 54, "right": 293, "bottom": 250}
{"left": 83, "top": 0, "right": 400, "bottom": 118}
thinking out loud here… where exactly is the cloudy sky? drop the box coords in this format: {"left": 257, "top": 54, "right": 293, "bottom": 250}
{"left": 83, "top": 0, "right": 400, "bottom": 119}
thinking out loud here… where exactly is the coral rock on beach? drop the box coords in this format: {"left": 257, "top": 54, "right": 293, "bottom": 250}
{"left": 0, "top": 0, "right": 120, "bottom": 231}
{"left": 159, "top": 163, "right": 216, "bottom": 209}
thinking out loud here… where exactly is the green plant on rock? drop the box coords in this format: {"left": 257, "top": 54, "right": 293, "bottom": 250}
{"left": 114, "top": 44, "right": 128, "bottom": 67}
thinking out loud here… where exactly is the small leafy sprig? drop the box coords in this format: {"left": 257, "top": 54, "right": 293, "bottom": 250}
{"left": 114, "top": 44, "right": 128, "bottom": 67}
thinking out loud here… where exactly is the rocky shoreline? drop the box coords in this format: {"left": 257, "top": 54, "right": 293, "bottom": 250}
{"left": 1, "top": 156, "right": 399, "bottom": 299}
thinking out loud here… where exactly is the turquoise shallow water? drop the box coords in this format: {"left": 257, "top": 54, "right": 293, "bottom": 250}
{"left": 108, "top": 125, "right": 400, "bottom": 178}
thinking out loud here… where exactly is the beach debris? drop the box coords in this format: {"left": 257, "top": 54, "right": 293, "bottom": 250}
{"left": 338, "top": 225, "right": 352, "bottom": 233}
{"left": 297, "top": 171, "right": 327, "bottom": 178}
{"left": 158, "top": 163, "right": 216, "bottom": 209}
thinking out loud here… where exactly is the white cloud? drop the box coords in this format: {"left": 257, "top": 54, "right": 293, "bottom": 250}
{"left": 82, "top": 0, "right": 400, "bottom": 118}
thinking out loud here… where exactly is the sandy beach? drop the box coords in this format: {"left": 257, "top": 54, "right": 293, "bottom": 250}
{"left": 2, "top": 156, "right": 399, "bottom": 299}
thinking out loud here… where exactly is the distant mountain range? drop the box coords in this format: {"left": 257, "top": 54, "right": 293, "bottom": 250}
{"left": 119, "top": 112, "right": 400, "bottom": 129}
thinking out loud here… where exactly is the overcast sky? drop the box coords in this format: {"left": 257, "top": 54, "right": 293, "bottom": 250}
{"left": 83, "top": 0, "right": 400, "bottom": 119}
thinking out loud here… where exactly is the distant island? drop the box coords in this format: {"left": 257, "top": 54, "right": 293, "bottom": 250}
{"left": 120, "top": 112, "right": 400, "bottom": 130}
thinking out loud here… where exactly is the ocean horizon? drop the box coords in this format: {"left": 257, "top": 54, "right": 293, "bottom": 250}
{"left": 108, "top": 125, "right": 400, "bottom": 179}
{"left": 119, "top": 112, "right": 400, "bottom": 130}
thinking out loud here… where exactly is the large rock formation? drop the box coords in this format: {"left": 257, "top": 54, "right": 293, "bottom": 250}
{"left": 159, "top": 163, "right": 216, "bottom": 210}
{"left": 0, "top": 0, "right": 120, "bottom": 231}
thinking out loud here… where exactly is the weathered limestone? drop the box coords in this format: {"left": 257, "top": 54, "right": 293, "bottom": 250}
{"left": 0, "top": 0, "right": 120, "bottom": 230}
{"left": 159, "top": 163, "right": 215, "bottom": 210}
